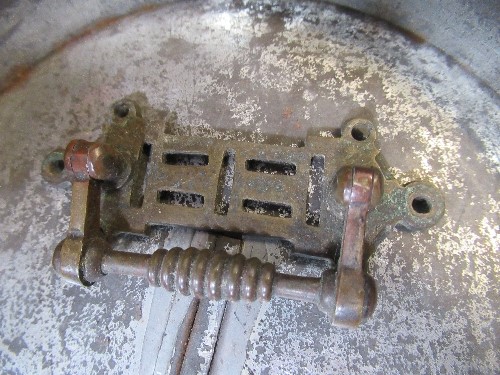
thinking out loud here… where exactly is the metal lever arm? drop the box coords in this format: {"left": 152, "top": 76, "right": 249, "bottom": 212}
{"left": 333, "top": 167, "right": 382, "bottom": 327}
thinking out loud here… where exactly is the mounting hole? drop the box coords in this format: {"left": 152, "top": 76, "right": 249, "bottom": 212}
{"left": 52, "top": 159, "right": 65, "bottom": 173}
{"left": 411, "top": 196, "right": 432, "bottom": 214}
{"left": 401, "top": 182, "right": 444, "bottom": 230}
{"left": 351, "top": 122, "right": 372, "bottom": 141}
{"left": 114, "top": 102, "right": 129, "bottom": 118}
{"left": 42, "top": 150, "right": 66, "bottom": 183}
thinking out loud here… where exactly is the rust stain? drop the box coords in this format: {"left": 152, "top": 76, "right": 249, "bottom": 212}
{"left": 282, "top": 106, "right": 293, "bottom": 119}
{"left": 0, "top": 4, "right": 162, "bottom": 96}
{"left": 1, "top": 65, "right": 33, "bottom": 95}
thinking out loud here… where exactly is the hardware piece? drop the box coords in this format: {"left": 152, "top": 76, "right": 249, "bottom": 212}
{"left": 43, "top": 95, "right": 444, "bottom": 327}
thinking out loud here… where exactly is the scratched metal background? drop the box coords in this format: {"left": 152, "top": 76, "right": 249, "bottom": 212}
{"left": 0, "top": 1, "right": 498, "bottom": 374}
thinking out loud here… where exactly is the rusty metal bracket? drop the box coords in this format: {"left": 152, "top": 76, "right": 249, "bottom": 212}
{"left": 42, "top": 95, "right": 444, "bottom": 328}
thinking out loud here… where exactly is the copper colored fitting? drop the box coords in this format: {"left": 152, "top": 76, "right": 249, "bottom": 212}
{"left": 64, "top": 139, "right": 130, "bottom": 185}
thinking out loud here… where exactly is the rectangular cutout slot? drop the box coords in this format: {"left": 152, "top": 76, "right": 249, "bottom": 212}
{"left": 157, "top": 190, "right": 204, "bottom": 208}
{"left": 130, "top": 143, "right": 152, "bottom": 208}
{"left": 215, "top": 149, "right": 236, "bottom": 215}
{"left": 246, "top": 159, "right": 296, "bottom": 175}
{"left": 163, "top": 152, "right": 209, "bottom": 166}
{"left": 306, "top": 155, "right": 325, "bottom": 226}
{"left": 243, "top": 199, "right": 292, "bottom": 218}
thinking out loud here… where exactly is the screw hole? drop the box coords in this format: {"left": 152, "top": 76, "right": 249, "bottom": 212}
{"left": 42, "top": 150, "right": 66, "bottom": 183}
{"left": 114, "top": 102, "right": 129, "bottom": 118}
{"left": 53, "top": 159, "right": 65, "bottom": 173}
{"left": 351, "top": 123, "right": 372, "bottom": 141}
{"left": 412, "top": 197, "right": 432, "bottom": 214}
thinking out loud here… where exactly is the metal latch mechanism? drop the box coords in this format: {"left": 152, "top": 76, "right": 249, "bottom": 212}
{"left": 42, "top": 96, "right": 444, "bottom": 328}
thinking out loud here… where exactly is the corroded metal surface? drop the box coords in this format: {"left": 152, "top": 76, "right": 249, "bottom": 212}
{"left": 2, "top": 1, "right": 498, "bottom": 93}
{"left": 44, "top": 93, "right": 442, "bottom": 328}
{"left": 47, "top": 97, "right": 443, "bottom": 257}
{"left": 0, "top": 1, "right": 498, "bottom": 374}
{"left": 49, "top": 140, "right": 387, "bottom": 327}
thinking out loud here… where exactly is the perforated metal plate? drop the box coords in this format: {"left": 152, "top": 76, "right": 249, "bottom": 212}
{"left": 98, "top": 95, "right": 443, "bottom": 258}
